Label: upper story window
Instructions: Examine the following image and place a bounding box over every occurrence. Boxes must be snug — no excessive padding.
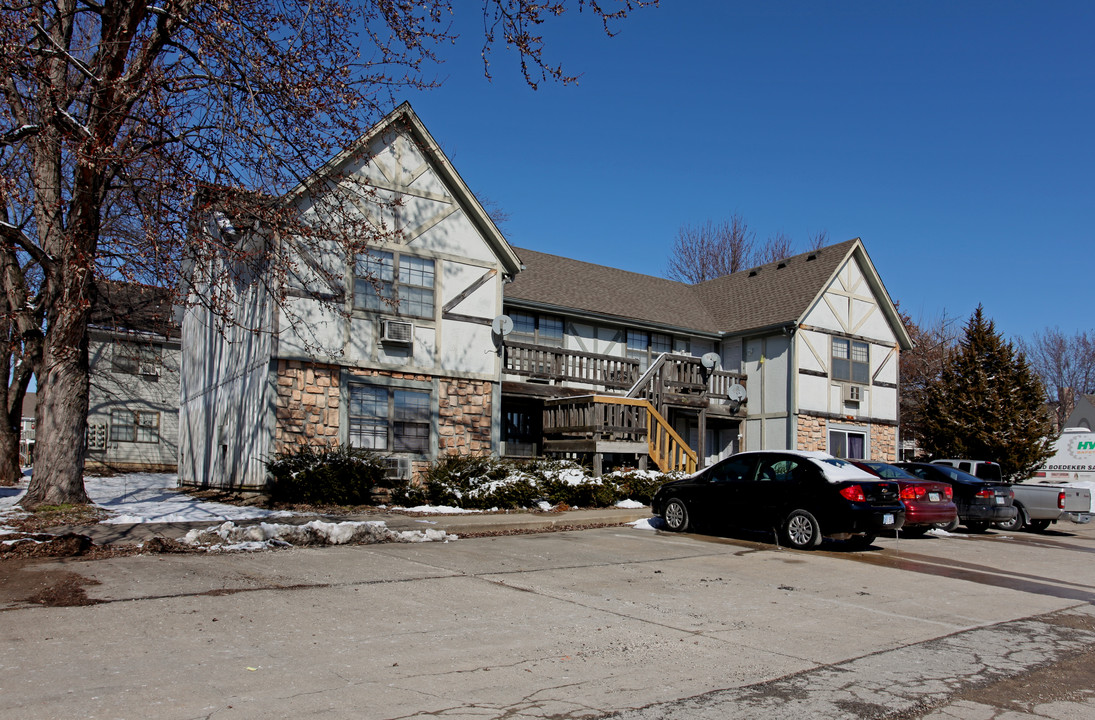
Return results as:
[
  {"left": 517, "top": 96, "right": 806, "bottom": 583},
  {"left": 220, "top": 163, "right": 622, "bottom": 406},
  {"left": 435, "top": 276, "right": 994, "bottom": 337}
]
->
[
  {"left": 832, "top": 338, "right": 869, "bottom": 384},
  {"left": 110, "top": 409, "right": 160, "bottom": 444},
  {"left": 112, "top": 341, "right": 162, "bottom": 376},
  {"left": 627, "top": 330, "right": 674, "bottom": 371},
  {"left": 354, "top": 251, "right": 435, "bottom": 319},
  {"left": 509, "top": 311, "right": 563, "bottom": 347}
]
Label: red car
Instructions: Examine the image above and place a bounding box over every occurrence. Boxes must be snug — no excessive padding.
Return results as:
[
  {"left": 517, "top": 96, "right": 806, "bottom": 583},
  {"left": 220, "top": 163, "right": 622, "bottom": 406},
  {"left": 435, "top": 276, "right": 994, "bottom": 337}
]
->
[{"left": 849, "top": 460, "right": 958, "bottom": 535}]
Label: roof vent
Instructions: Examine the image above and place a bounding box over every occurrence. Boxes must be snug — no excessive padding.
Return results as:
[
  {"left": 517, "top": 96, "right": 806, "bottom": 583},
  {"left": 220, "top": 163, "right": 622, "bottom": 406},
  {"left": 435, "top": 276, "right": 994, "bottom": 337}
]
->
[
  {"left": 777, "top": 262, "right": 787, "bottom": 269},
  {"left": 748, "top": 269, "right": 759, "bottom": 277},
  {"left": 807, "top": 253, "right": 818, "bottom": 261}
]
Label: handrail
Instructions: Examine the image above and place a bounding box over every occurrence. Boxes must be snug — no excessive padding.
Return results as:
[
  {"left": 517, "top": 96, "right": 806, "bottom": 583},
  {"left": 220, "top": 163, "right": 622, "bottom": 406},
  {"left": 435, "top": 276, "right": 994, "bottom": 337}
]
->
[{"left": 545, "top": 394, "right": 697, "bottom": 474}]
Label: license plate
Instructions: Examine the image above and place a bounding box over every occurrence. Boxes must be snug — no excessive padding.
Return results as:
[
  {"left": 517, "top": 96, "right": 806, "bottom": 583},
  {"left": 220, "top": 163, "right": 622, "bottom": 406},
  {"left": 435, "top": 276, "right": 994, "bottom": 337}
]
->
[
  {"left": 883, "top": 513, "right": 895, "bottom": 526},
  {"left": 928, "top": 492, "right": 941, "bottom": 502},
  {"left": 995, "top": 496, "right": 1004, "bottom": 505}
]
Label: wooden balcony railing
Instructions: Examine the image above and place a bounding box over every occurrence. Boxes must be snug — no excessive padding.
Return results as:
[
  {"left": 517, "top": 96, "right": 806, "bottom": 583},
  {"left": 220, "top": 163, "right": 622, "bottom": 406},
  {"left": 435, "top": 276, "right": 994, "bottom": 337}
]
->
[
  {"left": 543, "top": 395, "right": 697, "bottom": 474},
  {"left": 504, "top": 341, "right": 640, "bottom": 389},
  {"left": 505, "top": 343, "right": 746, "bottom": 411}
]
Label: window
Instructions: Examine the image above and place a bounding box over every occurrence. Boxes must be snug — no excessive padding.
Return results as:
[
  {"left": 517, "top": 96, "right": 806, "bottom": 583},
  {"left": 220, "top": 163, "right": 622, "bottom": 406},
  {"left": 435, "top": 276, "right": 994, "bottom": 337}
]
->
[
  {"left": 509, "top": 311, "right": 563, "bottom": 346},
  {"left": 110, "top": 410, "right": 160, "bottom": 443},
  {"left": 354, "top": 251, "right": 435, "bottom": 319},
  {"left": 832, "top": 338, "right": 869, "bottom": 384},
  {"left": 348, "top": 383, "right": 431, "bottom": 454},
  {"left": 627, "top": 330, "right": 674, "bottom": 371},
  {"left": 112, "top": 342, "right": 162, "bottom": 376},
  {"left": 829, "top": 429, "right": 866, "bottom": 459}
]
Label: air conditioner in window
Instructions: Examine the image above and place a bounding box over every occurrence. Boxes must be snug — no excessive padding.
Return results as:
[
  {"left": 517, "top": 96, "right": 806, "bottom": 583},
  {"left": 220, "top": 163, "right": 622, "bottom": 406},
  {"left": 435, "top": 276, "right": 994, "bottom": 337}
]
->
[
  {"left": 381, "top": 320, "right": 414, "bottom": 344},
  {"left": 138, "top": 361, "right": 161, "bottom": 377},
  {"left": 843, "top": 384, "right": 864, "bottom": 403}
]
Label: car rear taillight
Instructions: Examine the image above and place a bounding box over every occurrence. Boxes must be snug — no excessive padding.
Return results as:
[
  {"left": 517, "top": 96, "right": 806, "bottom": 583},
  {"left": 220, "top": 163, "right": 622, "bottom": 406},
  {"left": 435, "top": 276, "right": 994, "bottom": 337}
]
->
[
  {"left": 900, "top": 486, "right": 926, "bottom": 500},
  {"left": 1058, "top": 491, "right": 1066, "bottom": 510},
  {"left": 840, "top": 485, "right": 867, "bottom": 502},
  {"left": 975, "top": 488, "right": 995, "bottom": 499},
  {"left": 944, "top": 486, "right": 953, "bottom": 500}
]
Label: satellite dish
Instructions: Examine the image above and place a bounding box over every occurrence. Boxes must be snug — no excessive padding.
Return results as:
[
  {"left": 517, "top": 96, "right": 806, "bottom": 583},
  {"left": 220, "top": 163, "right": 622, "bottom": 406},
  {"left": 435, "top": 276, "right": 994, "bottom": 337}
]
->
[
  {"left": 728, "top": 384, "right": 747, "bottom": 403},
  {"left": 491, "top": 315, "right": 514, "bottom": 337},
  {"left": 700, "top": 352, "right": 721, "bottom": 370}
]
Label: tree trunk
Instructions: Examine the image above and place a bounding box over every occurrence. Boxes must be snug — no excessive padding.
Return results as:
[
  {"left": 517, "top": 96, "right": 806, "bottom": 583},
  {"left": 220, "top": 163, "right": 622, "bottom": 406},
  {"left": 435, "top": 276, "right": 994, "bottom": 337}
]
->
[
  {"left": 21, "top": 260, "right": 94, "bottom": 507},
  {"left": 21, "top": 330, "right": 92, "bottom": 506}
]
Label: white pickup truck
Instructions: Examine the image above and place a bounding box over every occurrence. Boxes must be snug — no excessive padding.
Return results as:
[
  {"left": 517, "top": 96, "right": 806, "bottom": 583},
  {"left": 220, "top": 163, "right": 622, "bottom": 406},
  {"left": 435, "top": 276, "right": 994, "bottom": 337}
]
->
[{"left": 931, "top": 458, "right": 1092, "bottom": 532}]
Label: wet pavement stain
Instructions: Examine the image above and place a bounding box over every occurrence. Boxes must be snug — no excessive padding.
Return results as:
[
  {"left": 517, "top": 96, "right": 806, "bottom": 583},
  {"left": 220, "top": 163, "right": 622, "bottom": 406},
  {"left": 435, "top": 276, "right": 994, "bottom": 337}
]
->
[{"left": 828, "top": 546, "right": 1095, "bottom": 603}]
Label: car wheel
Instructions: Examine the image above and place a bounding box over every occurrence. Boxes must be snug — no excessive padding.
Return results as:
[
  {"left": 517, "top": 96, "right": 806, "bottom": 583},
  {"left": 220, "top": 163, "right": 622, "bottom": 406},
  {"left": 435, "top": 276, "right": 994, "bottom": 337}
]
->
[
  {"left": 900, "top": 526, "right": 929, "bottom": 538},
  {"left": 782, "top": 509, "right": 822, "bottom": 549},
  {"left": 966, "top": 520, "right": 990, "bottom": 533},
  {"left": 663, "top": 498, "right": 689, "bottom": 532},
  {"left": 1029, "top": 519, "right": 1051, "bottom": 532},
  {"left": 995, "top": 506, "right": 1026, "bottom": 532},
  {"left": 935, "top": 517, "right": 960, "bottom": 532}
]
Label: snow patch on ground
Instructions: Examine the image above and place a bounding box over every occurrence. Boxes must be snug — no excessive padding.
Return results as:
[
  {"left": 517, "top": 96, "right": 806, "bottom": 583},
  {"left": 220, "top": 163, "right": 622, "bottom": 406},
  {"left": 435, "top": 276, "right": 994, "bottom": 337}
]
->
[
  {"left": 395, "top": 505, "right": 483, "bottom": 515},
  {"left": 615, "top": 499, "right": 645, "bottom": 509},
  {"left": 629, "top": 517, "right": 664, "bottom": 531},
  {"left": 182, "top": 520, "right": 457, "bottom": 551}
]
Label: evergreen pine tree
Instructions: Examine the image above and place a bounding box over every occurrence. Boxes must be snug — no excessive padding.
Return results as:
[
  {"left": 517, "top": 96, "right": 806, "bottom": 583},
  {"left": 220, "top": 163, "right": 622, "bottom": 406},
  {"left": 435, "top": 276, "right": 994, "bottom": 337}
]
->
[{"left": 919, "top": 306, "right": 1053, "bottom": 480}]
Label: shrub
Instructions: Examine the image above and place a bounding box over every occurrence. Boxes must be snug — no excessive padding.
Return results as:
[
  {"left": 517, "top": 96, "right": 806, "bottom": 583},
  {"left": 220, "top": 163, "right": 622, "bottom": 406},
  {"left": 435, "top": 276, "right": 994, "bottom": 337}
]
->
[{"left": 266, "top": 445, "right": 388, "bottom": 505}]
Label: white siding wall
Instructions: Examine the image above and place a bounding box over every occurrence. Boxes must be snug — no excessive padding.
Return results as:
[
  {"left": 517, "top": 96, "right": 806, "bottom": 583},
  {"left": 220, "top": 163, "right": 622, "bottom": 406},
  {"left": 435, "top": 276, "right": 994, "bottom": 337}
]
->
[
  {"left": 178, "top": 271, "right": 274, "bottom": 489},
  {"left": 87, "top": 333, "right": 181, "bottom": 470}
]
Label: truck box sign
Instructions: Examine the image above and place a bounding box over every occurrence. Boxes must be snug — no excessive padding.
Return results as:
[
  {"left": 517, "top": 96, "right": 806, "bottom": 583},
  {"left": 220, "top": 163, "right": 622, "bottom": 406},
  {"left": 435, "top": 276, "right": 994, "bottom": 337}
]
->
[{"left": 1041, "top": 430, "right": 1095, "bottom": 474}]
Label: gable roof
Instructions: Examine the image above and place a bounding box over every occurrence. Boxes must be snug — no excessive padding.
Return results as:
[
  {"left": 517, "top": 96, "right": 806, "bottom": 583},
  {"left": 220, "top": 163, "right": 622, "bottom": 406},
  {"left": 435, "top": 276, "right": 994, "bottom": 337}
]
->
[
  {"left": 505, "top": 247, "right": 721, "bottom": 333},
  {"left": 506, "top": 239, "right": 912, "bottom": 348},
  {"left": 285, "top": 102, "right": 522, "bottom": 278},
  {"left": 91, "top": 280, "right": 178, "bottom": 338}
]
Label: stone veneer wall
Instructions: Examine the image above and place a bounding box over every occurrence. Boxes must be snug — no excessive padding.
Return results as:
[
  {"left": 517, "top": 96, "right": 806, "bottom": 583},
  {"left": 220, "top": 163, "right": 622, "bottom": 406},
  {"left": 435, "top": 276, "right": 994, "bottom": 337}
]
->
[
  {"left": 275, "top": 361, "right": 341, "bottom": 452},
  {"left": 795, "top": 413, "right": 898, "bottom": 462},
  {"left": 275, "top": 362, "right": 494, "bottom": 474}
]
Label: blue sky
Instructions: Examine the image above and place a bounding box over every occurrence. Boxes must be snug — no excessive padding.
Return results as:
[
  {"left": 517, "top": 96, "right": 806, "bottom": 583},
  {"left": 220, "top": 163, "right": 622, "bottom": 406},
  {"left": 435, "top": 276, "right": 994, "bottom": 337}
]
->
[{"left": 399, "top": 1, "right": 1093, "bottom": 342}]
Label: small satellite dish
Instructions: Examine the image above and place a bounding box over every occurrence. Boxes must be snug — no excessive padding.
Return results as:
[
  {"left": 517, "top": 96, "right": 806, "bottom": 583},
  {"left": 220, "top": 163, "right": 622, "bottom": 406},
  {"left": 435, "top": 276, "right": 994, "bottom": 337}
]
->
[
  {"left": 491, "top": 315, "right": 514, "bottom": 337},
  {"left": 728, "top": 384, "right": 747, "bottom": 403},
  {"left": 700, "top": 352, "right": 721, "bottom": 370}
]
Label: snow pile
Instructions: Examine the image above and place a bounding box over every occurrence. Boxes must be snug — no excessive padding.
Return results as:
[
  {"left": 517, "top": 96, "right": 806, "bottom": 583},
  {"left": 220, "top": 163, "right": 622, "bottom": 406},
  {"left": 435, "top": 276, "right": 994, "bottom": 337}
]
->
[
  {"left": 629, "top": 517, "right": 664, "bottom": 531},
  {"left": 182, "top": 519, "right": 457, "bottom": 551},
  {"left": 396, "top": 505, "right": 483, "bottom": 515},
  {"left": 616, "top": 499, "right": 645, "bottom": 509}
]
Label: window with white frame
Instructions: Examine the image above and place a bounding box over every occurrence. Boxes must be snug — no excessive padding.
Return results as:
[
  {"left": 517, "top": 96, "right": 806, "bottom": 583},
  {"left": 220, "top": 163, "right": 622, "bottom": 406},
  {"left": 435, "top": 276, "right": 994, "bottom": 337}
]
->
[
  {"left": 829, "top": 428, "right": 866, "bottom": 459},
  {"left": 832, "top": 338, "right": 870, "bottom": 384},
  {"left": 353, "top": 251, "right": 435, "bottom": 319},
  {"left": 509, "top": 311, "right": 563, "bottom": 346},
  {"left": 110, "top": 410, "right": 160, "bottom": 443},
  {"left": 347, "top": 383, "right": 431, "bottom": 454},
  {"left": 627, "top": 330, "right": 674, "bottom": 371}
]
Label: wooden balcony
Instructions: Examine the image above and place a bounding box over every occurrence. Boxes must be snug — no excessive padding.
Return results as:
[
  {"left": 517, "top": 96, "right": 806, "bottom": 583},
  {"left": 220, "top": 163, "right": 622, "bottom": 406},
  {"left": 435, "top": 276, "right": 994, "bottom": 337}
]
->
[
  {"left": 504, "top": 343, "right": 746, "bottom": 415},
  {"left": 542, "top": 395, "right": 697, "bottom": 474},
  {"left": 503, "top": 340, "right": 639, "bottom": 389}
]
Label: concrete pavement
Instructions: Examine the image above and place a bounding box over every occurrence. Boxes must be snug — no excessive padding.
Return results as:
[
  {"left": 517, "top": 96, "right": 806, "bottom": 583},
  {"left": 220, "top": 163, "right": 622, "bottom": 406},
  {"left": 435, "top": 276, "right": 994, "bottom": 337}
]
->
[{"left": 3, "top": 522, "right": 1095, "bottom": 719}]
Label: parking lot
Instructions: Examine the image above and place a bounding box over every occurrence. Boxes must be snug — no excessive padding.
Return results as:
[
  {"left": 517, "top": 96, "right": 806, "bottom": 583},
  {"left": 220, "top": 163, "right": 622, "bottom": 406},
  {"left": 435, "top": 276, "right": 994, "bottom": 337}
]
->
[{"left": 3, "top": 521, "right": 1095, "bottom": 719}]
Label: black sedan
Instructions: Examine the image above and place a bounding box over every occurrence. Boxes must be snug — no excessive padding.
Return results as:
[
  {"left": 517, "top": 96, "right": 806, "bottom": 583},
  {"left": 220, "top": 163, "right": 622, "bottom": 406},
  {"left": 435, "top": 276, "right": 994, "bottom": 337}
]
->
[
  {"left": 895, "top": 462, "right": 1017, "bottom": 532},
  {"left": 652, "top": 451, "right": 905, "bottom": 549}
]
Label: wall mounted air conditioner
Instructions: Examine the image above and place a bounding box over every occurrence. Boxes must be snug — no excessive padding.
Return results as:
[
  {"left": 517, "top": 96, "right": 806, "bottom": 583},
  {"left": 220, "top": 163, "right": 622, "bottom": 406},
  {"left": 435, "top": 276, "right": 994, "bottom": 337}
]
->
[
  {"left": 843, "top": 384, "right": 864, "bottom": 403},
  {"left": 383, "top": 457, "right": 412, "bottom": 480},
  {"left": 381, "top": 320, "right": 414, "bottom": 344}
]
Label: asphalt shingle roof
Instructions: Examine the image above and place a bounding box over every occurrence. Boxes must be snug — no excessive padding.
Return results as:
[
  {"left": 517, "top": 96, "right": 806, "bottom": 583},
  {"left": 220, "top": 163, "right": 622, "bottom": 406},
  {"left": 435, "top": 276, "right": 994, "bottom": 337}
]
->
[{"left": 506, "top": 239, "right": 860, "bottom": 336}]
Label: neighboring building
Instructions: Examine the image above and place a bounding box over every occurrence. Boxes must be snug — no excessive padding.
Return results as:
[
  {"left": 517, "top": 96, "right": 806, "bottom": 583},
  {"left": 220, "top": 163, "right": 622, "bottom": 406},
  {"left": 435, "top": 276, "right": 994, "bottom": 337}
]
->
[
  {"left": 179, "top": 103, "right": 911, "bottom": 490},
  {"left": 1065, "top": 395, "right": 1095, "bottom": 431},
  {"left": 86, "top": 281, "right": 181, "bottom": 472},
  {"left": 19, "top": 392, "right": 35, "bottom": 467}
]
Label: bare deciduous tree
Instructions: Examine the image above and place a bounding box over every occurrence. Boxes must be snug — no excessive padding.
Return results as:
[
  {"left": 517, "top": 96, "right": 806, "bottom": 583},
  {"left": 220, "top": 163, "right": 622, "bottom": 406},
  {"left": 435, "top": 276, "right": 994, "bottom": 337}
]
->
[
  {"left": 666, "top": 215, "right": 755, "bottom": 283},
  {"left": 757, "top": 231, "right": 795, "bottom": 265},
  {"left": 898, "top": 308, "right": 958, "bottom": 455},
  {"left": 1018, "top": 328, "right": 1095, "bottom": 432},
  {"left": 1, "top": 0, "right": 654, "bottom": 507},
  {"left": 807, "top": 230, "right": 829, "bottom": 251}
]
